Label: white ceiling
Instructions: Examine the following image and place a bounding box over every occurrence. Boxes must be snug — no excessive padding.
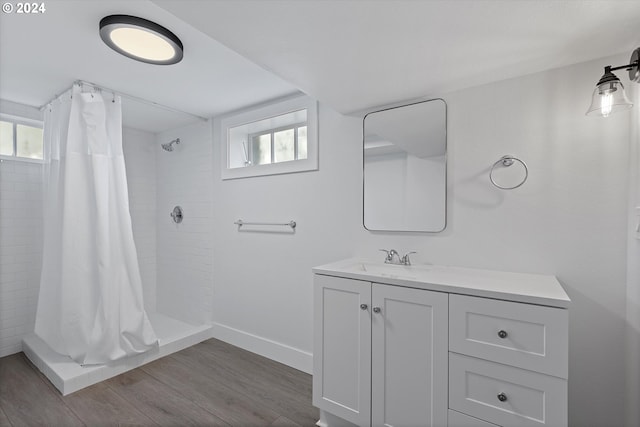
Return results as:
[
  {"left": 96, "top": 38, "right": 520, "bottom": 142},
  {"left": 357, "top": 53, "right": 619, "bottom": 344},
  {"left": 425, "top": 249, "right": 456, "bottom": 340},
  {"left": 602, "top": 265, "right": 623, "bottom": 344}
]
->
[
  {"left": 1, "top": 1, "right": 639, "bottom": 132},
  {"left": 0, "top": 0, "right": 297, "bottom": 132},
  {"left": 154, "top": 0, "right": 640, "bottom": 114}
]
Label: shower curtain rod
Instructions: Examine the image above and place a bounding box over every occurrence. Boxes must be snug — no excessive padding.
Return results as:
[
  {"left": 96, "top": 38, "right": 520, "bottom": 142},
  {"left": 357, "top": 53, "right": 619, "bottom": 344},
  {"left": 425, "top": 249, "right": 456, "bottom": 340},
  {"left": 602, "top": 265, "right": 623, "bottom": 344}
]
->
[{"left": 38, "top": 80, "right": 208, "bottom": 121}]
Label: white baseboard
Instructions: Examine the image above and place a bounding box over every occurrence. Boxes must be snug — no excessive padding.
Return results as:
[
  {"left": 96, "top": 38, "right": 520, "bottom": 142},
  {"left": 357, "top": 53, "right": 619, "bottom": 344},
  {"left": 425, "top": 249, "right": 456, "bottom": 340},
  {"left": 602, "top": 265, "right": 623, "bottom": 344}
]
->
[{"left": 210, "top": 322, "right": 312, "bottom": 374}]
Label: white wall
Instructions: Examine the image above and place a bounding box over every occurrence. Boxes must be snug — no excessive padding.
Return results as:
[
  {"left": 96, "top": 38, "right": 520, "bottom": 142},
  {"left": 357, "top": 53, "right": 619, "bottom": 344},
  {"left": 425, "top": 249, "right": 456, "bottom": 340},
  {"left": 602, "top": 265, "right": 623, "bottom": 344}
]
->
[
  {"left": 123, "top": 127, "right": 157, "bottom": 314},
  {"left": 211, "top": 53, "right": 631, "bottom": 427},
  {"left": 625, "top": 82, "right": 640, "bottom": 427},
  {"left": 156, "top": 121, "right": 213, "bottom": 326},
  {"left": 211, "top": 104, "right": 359, "bottom": 367},
  {"left": 0, "top": 159, "right": 43, "bottom": 357},
  {"left": 0, "top": 100, "right": 44, "bottom": 358}
]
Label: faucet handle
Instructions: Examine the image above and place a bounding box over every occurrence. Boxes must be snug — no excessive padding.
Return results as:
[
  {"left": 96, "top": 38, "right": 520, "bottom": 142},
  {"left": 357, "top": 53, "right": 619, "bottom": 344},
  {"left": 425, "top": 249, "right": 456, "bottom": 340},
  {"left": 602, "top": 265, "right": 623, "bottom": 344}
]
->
[
  {"left": 401, "top": 251, "right": 417, "bottom": 265},
  {"left": 379, "top": 249, "right": 392, "bottom": 262}
]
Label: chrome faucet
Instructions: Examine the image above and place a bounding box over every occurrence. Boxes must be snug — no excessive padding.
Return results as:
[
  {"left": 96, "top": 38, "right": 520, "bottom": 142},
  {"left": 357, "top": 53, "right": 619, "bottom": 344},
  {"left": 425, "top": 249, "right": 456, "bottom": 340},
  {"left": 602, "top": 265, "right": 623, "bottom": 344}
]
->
[
  {"left": 380, "top": 249, "right": 400, "bottom": 264},
  {"left": 400, "top": 251, "right": 416, "bottom": 266},
  {"left": 380, "top": 249, "right": 416, "bottom": 265}
]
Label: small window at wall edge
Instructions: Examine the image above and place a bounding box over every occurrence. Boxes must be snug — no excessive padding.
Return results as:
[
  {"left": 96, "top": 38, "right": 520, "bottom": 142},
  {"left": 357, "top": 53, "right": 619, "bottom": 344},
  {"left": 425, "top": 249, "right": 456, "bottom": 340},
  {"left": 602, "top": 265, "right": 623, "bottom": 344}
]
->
[
  {"left": 220, "top": 95, "right": 318, "bottom": 180},
  {"left": 0, "top": 113, "right": 45, "bottom": 163}
]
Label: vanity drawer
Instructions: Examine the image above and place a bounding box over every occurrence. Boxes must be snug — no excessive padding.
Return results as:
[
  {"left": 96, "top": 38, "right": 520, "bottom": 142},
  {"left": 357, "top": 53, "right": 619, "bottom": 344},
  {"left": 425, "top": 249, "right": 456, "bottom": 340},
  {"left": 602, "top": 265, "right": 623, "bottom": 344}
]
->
[
  {"left": 449, "top": 353, "right": 567, "bottom": 427},
  {"left": 449, "top": 294, "right": 568, "bottom": 378}
]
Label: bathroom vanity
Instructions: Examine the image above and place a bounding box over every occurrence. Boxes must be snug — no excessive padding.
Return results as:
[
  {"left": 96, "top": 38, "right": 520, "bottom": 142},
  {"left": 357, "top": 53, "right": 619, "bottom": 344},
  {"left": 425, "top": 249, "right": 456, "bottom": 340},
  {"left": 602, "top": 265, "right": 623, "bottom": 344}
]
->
[{"left": 312, "top": 259, "right": 570, "bottom": 427}]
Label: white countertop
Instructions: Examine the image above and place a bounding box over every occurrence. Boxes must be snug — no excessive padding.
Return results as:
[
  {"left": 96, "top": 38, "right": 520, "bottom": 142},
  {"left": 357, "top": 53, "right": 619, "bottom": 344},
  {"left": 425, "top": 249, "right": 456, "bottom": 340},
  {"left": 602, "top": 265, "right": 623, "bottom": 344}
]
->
[{"left": 313, "top": 258, "right": 570, "bottom": 308}]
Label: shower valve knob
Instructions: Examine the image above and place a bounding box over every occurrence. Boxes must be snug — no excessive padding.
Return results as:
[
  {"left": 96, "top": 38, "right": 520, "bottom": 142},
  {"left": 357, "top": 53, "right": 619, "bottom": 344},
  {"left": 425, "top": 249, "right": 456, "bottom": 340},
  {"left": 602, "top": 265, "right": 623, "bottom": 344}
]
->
[{"left": 170, "top": 206, "right": 183, "bottom": 224}]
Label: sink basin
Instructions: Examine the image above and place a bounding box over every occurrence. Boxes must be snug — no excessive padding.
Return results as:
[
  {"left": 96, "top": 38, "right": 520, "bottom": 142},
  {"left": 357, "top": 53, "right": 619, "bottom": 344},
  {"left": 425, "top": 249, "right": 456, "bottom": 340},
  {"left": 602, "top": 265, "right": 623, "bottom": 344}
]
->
[{"left": 341, "top": 261, "right": 433, "bottom": 281}]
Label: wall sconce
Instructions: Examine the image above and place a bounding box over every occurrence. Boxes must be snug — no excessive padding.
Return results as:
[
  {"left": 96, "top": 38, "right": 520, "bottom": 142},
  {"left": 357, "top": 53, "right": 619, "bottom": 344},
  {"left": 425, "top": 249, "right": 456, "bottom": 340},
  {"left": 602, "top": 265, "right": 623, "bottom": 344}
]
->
[{"left": 586, "top": 47, "right": 639, "bottom": 117}]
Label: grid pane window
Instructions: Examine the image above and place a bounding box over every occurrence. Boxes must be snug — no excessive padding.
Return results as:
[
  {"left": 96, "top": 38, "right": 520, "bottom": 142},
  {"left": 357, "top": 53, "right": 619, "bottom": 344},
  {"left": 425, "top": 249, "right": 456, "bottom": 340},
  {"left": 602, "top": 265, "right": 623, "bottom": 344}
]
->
[
  {"left": 0, "top": 120, "right": 13, "bottom": 156},
  {"left": 252, "top": 133, "right": 272, "bottom": 165},
  {"left": 0, "top": 117, "right": 44, "bottom": 160},
  {"left": 16, "top": 124, "right": 43, "bottom": 159},
  {"left": 222, "top": 99, "right": 316, "bottom": 179},
  {"left": 297, "top": 126, "right": 308, "bottom": 160},
  {"left": 247, "top": 124, "right": 307, "bottom": 166},
  {"left": 274, "top": 128, "right": 295, "bottom": 162}
]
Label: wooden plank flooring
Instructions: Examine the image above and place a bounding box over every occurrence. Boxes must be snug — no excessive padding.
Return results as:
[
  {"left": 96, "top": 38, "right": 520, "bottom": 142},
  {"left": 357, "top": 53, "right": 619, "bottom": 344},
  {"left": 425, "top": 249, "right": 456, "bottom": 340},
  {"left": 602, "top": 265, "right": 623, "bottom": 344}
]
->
[{"left": 0, "top": 338, "right": 318, "bottom": 426}]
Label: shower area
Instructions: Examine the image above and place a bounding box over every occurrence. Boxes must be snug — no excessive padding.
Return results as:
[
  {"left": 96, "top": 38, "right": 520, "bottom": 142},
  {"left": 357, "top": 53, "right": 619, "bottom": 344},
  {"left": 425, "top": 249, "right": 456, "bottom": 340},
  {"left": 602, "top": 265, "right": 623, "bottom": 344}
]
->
[{"left": 20, "top": 81, "right": 213, "bottom": 395}]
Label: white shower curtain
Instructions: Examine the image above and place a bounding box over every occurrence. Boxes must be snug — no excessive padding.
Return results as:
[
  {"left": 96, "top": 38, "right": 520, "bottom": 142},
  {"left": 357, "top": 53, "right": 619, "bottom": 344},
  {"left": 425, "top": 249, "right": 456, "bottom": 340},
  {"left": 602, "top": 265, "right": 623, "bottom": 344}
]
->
[{"left": 35, "top": 84, "right": 157, "bottom": 365}]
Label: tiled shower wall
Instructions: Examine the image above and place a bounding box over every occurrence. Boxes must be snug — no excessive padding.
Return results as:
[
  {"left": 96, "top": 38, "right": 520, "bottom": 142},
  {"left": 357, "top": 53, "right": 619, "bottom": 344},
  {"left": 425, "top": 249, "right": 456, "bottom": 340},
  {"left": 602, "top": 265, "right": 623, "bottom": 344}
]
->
[
  {"left": 156, "top": 121, "right": 213, "bottom": 326},
  {"left": 0, "top": 160, "right": 43, "bottom": 357},
  {"left": 123, "top": 127, "right": 157, "bottom": 314}
]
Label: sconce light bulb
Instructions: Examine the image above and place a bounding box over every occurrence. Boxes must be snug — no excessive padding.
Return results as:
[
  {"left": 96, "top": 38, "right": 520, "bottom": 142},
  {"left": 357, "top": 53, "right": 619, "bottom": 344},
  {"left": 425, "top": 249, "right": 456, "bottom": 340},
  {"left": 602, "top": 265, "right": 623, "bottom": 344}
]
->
[
  {"left": 587, "top": 77, "right": 633, "bottom": 117},
  {"left": 600, "top": 92, "right": 613, "bottom": 117}
]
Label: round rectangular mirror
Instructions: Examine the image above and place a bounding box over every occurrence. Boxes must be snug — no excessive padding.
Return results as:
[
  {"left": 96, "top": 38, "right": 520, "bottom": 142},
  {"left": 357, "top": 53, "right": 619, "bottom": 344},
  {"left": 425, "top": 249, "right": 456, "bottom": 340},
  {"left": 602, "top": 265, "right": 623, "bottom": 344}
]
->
[{"left": 363, "top": 99, "right": 447, "bottom": 232}]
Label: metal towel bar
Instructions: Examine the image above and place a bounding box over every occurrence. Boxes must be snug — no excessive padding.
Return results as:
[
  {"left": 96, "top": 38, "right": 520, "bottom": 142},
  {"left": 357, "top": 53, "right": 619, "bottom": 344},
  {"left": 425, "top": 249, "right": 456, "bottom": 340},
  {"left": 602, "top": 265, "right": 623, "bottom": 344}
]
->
[{"left": 234, "top": 219, "right": 296, "bottom": 229}]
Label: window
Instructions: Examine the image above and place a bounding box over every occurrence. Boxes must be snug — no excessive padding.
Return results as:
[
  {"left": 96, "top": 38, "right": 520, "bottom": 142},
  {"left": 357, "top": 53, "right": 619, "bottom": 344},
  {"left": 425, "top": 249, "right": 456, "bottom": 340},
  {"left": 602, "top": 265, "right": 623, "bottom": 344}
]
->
[
  {"left": 220, "top": 95, "right": 318, "bottom": 179},
  {"left": 249, "top": 123, "right": 307, "bottom": 166},
  {"left": 0, "top": 115, "right": 44, "bottom": 161}
]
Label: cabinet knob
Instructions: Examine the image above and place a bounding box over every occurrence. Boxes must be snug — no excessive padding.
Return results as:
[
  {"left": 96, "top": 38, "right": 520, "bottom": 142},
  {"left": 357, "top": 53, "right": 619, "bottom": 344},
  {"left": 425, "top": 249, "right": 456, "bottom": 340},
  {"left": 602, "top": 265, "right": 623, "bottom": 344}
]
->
[
  {"left": 497, "top": 392, "right": 507, "bottom": 402},
  {"left": 360, "top": 304, "right": 368, "bottom": 310},
  {"left": 373, "top": 307, "right": 381, "bottom": 313},
  {"left": 498, "top": 330, "right": 508, "bottom": 339}
]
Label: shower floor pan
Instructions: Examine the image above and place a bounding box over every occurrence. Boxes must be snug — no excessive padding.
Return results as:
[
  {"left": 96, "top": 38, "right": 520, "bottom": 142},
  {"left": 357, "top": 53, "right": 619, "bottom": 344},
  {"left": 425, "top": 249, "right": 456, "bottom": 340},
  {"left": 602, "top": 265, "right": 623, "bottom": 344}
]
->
[{"left": 22, "top": 313, "right": 211, "bottom": 395}]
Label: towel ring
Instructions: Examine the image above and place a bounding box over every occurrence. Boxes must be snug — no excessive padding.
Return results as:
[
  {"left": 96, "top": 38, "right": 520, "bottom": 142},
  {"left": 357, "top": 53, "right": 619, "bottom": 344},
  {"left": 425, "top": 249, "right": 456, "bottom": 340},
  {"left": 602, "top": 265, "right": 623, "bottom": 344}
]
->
[{"left": 489, "top": 155, "right": 528, "bottom": 190}]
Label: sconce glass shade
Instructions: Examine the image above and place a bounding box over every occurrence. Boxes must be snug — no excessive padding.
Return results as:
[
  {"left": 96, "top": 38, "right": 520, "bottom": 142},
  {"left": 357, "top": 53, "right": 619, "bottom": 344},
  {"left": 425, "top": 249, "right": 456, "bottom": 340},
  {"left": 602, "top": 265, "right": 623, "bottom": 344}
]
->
[
  {"left": 586, "top": 78, "right": 633, "bottom": 117},
  {"left": 99, "top": 15, "right": 183, "bottom": 65}
]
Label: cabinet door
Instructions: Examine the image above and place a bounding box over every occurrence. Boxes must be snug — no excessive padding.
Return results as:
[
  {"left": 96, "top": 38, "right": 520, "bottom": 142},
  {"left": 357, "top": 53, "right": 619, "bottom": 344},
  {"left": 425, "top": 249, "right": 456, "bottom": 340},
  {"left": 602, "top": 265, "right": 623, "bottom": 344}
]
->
[
  {"left": 371, "top": 284, "right": 448, "bottom": 427},
  {"left": 313, "top": 275, "right": 372, "bottom": 426}
]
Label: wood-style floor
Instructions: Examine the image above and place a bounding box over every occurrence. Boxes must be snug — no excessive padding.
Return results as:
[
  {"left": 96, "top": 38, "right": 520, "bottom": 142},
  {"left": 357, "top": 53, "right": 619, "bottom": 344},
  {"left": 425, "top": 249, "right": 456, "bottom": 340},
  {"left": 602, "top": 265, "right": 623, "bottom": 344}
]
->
[{"left": 0, "top": 338, "right": 318, "bottom": 426}]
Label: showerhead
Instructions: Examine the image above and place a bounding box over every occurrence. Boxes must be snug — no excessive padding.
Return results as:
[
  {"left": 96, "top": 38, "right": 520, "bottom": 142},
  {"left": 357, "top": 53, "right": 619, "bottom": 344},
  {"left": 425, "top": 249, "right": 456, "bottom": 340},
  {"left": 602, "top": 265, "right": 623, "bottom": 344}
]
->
[{"left": 161, "top": 138, "right": 180, "bottom": 152}]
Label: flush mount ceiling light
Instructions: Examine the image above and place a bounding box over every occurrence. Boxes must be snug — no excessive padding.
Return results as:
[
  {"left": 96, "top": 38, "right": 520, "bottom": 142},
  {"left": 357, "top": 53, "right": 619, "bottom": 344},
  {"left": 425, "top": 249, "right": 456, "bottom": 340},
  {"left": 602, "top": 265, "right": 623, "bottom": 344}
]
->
[
  {"left": 99, "top": 15, "right": 183, "bottom": 65},
  {"left": 586, "top": 47, "right": 639, "bottom": 117}
]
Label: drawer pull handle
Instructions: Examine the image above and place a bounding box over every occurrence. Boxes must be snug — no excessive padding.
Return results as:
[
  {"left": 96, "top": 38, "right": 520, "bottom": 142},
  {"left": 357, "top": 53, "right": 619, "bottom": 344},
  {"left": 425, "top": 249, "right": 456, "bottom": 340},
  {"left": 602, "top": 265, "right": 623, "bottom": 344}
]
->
[
  {"left": 360, "top": 304, "right": 368, "bottom": 310},
  {"left": 498, "top": 330, "right": 508, "bottom": 339},
  {"left": 497, "top": 392, "right": 508, "bottom": 402},
  {"left": 373, "top": 307, "right": 381, "bottom": 313}
]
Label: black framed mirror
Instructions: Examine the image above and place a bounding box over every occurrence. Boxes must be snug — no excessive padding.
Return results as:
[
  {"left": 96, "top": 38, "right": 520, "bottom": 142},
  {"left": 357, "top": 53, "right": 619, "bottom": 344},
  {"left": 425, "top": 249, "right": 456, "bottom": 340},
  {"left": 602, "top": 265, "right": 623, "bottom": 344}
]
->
[{"left": 363, "top": 99, "right": 447, "bottom": 232}]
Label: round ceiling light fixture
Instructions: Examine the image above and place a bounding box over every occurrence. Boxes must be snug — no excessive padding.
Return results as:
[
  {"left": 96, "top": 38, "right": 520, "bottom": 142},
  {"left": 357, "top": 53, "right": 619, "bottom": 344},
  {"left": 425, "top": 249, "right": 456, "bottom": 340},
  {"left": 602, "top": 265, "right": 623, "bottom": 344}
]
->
[{"left": 99, "top": 15, "right": 183, "bottom": 65}]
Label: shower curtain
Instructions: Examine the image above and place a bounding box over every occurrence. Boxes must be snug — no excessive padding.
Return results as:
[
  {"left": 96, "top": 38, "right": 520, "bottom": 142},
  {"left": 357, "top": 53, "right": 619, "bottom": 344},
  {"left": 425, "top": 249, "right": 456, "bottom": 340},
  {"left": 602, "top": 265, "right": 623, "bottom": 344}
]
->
[{"left": 35, "top": 84, "right": 157, "bottom": 365}]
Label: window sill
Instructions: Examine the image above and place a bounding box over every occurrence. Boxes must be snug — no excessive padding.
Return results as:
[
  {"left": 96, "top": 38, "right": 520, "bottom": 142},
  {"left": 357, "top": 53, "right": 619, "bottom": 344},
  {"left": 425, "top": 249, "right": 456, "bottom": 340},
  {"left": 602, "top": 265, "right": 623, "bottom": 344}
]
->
[
  {"left": 222, "top": 157, "right": 318, "bottom": 180},
  {"left": 0, "top": 155, "right": 45, "bottom": 164}
]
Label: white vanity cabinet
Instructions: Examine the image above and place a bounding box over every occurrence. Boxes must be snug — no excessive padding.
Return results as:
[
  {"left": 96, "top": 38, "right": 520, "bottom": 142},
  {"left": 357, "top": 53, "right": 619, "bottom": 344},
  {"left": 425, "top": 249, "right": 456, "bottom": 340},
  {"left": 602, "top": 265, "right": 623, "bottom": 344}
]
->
[
  {"left": 313, "top": 259, "right": 570, "bottom": 427},
  {"left": 313, "top": 274, "right": 448, "bottom": 427},
  {"left": 312, "top": 275, "right": 372, "bottom": 426},
  {"left": 448, "top": 295, "right": 568, "bottom": 427}
]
